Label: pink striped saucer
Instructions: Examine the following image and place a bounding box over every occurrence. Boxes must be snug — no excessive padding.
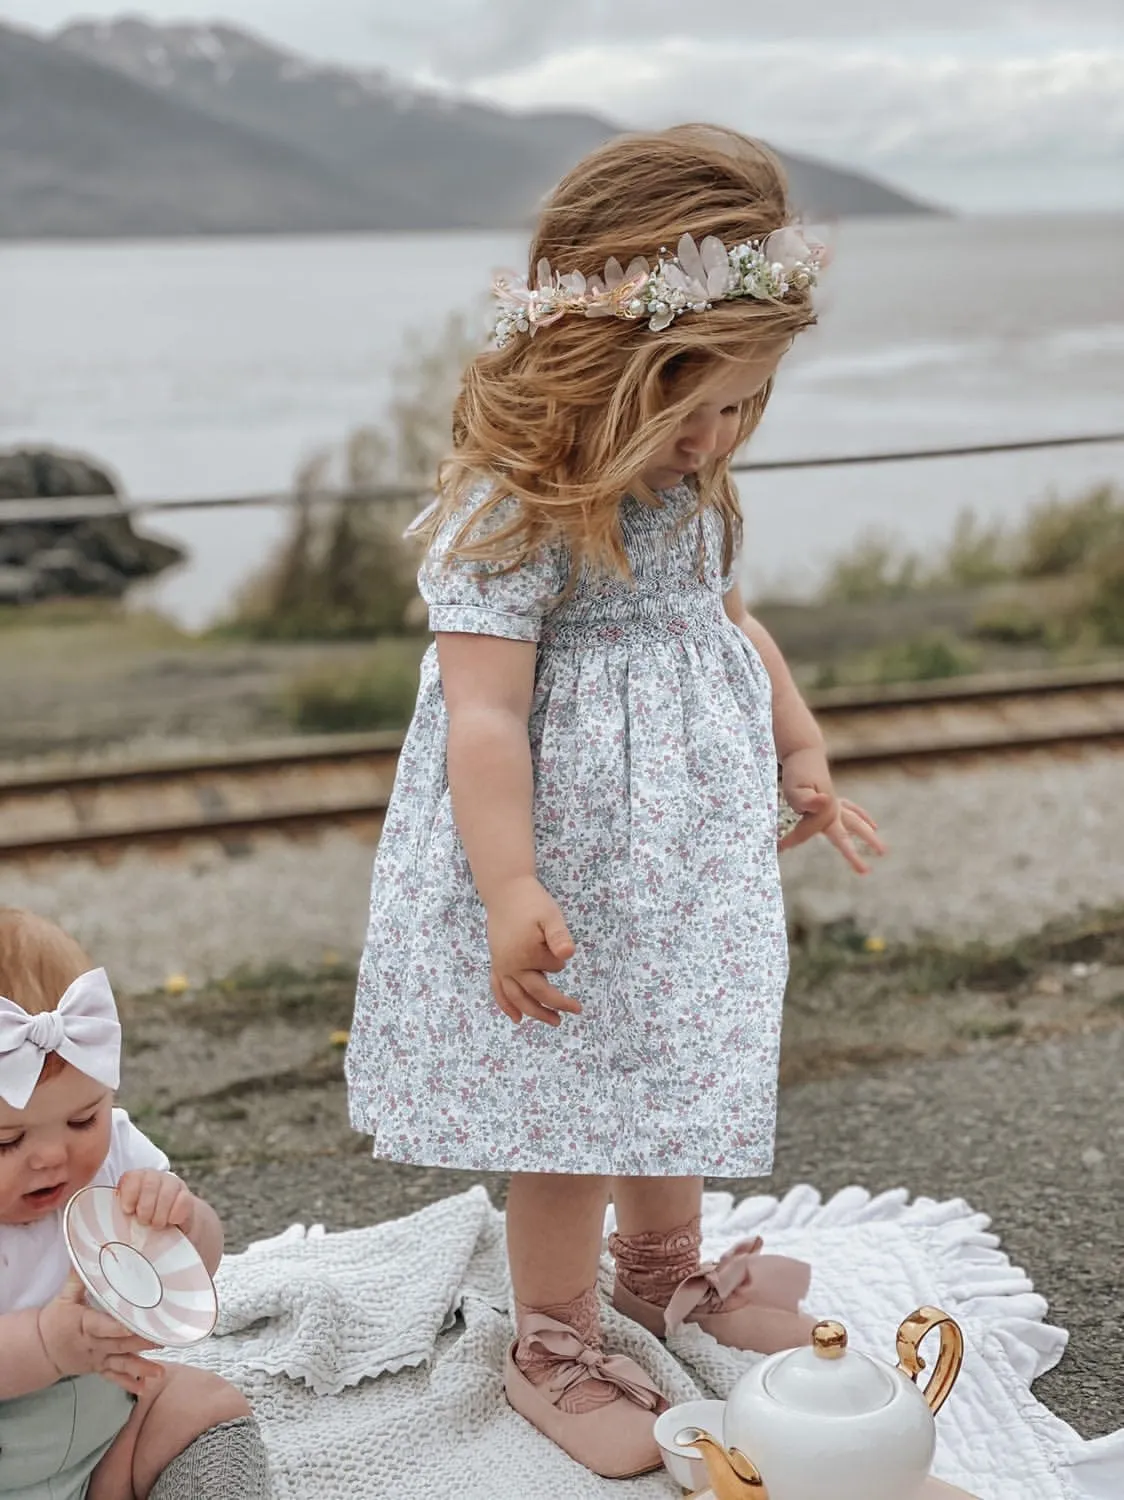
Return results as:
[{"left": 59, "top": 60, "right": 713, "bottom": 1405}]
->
[{"left": 63, "top": 1185, "right": 218, "bottom": 1347}]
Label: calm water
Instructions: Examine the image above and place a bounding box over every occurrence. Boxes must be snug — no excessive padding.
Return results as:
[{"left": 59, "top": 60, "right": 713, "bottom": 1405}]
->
[{"left": 2, "top": 215, "right": 1122, "bottom": 626}]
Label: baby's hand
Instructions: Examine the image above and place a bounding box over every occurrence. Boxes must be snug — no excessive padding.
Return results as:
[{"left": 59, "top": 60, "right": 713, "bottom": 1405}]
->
[
  {"left": 117, "top": 1169, "right": 196, "bottom": 1238},
  {"left": 486, "top": 875, "right": 581, "bottom": 1027},
  {"left": 38, "top": 1272, "right": 163, "bottom": 1394},
  {"left": 779, "top": 746, "right": 887, "bottom": 875}
]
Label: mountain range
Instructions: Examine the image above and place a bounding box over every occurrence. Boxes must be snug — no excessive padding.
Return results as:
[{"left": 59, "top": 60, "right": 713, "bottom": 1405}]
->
[{"left": 0, "top": 16, "right": 937, "bottom": 240}]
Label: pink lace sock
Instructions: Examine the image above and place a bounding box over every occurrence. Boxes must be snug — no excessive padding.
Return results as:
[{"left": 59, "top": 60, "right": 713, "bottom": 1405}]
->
[
  {"left": 609, "top": 1216, "right": 703, "bottom": 1309},
  {"left": 513, "top": 1288, "right": 619, "bottom": 1414}
]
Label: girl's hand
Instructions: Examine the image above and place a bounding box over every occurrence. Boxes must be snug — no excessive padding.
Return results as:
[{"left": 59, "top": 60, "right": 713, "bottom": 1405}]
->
[
  {"left": 116, "top": 1169, "right": 197, "bottom": 1239},
  {"left": 485, "top": 876, "right": 581, "bottom": 1027},
  {"left": 779, "top": 746, "right": 887, "bottom": 875},
  {"left": 37, "top": 1272, "right": 163, "bottom": 1393}
]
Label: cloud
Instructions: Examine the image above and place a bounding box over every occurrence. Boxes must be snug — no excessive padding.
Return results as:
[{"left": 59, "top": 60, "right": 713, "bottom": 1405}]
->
[
  {"left": 5, "top": 1, "right": 1123, "bottom": 75},
  {"left": 409, "top": 1, "right": 1123, "bottom": 80},
  {"left": 462, "top": 38, "right": 1124, "bottom": 208}
]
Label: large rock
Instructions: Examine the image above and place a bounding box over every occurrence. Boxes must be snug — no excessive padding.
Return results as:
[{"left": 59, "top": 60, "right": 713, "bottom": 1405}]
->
[{"left": 0, "top": 448, "right": 187, "bottom": 604}]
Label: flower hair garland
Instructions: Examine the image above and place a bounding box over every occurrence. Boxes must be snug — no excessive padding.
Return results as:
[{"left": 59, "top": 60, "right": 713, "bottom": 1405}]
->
[{"left": 492, "top": 226, "right": 827, "bottom": 348}]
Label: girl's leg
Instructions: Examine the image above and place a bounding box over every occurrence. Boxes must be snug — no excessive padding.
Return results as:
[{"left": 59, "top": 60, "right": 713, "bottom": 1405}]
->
[
  {"left": 610, "top": 1174, "right": 708, "bottom": 1319},
  {"left": 612, "top": 1175, "right": 704, "bottom": 1238},
  {"left": 504, "top": 1171, "right": 667, "bottom": 1478},
  {"left": 609, "top": 1173, "right": 815, "bottom": 1352},
  {"left": 88, "top": 1365, "right": 268, "bottom": 1500},
  {"left": 506, "top": 1171, "right": 610, "bottom": 1310}
]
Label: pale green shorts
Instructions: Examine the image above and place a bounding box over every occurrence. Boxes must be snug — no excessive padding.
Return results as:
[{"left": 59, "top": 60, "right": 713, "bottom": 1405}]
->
[{"left": 0, "top": 1376, "right": 134, "bottom": 1498}]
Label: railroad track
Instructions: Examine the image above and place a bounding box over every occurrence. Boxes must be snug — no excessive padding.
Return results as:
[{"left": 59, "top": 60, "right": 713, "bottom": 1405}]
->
[{"left": 2, "top": 664, "right": 1123, "bottom": 860}]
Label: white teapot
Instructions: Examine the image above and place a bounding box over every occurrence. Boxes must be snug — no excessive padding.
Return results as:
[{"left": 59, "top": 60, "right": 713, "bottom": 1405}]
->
[{"left": 678, "top": 1307, "right": 964, "bottom": 1500}]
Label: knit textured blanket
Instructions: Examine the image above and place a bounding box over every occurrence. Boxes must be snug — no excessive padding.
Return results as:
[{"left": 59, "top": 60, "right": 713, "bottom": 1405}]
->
[{"left": 166, "top": 1186, "right": 1123, "bottom": 1499}]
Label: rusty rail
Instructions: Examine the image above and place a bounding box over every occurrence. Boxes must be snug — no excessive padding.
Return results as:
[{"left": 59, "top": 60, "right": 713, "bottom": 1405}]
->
[{"left": 2, "top": 666, "right": 1123, "bottom": 860}]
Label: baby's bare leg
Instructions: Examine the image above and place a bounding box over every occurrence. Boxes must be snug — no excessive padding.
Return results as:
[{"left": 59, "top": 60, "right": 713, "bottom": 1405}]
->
[{"left": 88, "top": 1364, "right": 251, "bottom": 1500}]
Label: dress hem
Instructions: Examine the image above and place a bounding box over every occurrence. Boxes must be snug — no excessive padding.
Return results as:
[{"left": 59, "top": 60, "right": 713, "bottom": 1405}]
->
[{"left": 354, "top": 1128, "right": 776, "bottom": 1181}]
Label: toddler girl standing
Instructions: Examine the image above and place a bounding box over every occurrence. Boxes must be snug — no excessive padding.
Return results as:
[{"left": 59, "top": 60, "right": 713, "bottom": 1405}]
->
[
  {"left": 0, "top": 907, "right": 272, "bottom": 1500},
  {"left": 347, "top": 124, "right": 885, "bottom": 1478}
]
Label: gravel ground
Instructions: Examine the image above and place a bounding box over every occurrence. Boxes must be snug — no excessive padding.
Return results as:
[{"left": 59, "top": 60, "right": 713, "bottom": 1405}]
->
[
  {"left": 2, "top": 747, "right": 1122, "bottom": 990},
  {"left": 784, "top": 747, "right": 1124, "bottom": 944}
]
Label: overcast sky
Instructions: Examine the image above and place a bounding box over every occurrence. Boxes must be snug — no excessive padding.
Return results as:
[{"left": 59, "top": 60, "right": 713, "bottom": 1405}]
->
[{"left": 5, "top": 2, "right": 1123, "bottom": 211}]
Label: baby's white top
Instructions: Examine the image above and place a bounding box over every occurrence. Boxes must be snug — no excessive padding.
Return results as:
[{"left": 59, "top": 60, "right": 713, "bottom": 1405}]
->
[{"left": 0, "top": 1108, "right": 169, "bottom": 1313}]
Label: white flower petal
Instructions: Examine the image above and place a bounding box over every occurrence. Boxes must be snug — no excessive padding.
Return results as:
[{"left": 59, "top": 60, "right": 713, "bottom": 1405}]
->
[
  {"left": 700, "top": 236, "right": 730, "bottom": 296},
  {"left": 676, "top": 233, "right": 705, "bottom": 284},
  {"left": 762, "top": 227, "right": 810, "bottom": 271}
]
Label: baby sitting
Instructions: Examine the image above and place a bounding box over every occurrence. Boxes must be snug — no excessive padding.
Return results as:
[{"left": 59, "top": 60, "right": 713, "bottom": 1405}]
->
[{"left": 0, "top": 906, "right": 272, "bottom": 1500}]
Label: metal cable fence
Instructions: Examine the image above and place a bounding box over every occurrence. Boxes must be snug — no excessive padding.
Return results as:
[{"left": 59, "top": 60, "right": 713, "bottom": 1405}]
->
[{"left": 1, "top": 430, "right": 1121, "bottom": 525}]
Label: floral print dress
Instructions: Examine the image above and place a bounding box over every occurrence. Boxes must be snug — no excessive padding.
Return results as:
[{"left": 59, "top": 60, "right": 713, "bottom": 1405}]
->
[{"left": 346, "top": 481, "right": 787, "bottom": 1177}]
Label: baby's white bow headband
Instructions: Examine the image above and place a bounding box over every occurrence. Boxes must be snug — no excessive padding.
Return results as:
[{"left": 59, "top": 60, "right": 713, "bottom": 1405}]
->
[{"left": 0, "top": 969, "right": 121, "bottom": 1110}]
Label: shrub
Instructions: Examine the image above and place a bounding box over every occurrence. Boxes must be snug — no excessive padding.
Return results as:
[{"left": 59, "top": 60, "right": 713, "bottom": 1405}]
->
[
  {"left": 939, "top": 510, "right": 1010, "bottom": 588},
  {"left": 969, "top": 599, "right": 1051, "bottom": 645},
  {"left": 820, "top": 533, "right": 922, "bottom": 603},
  {"left": 815, "top": 486, "right": 1123, "bottom": 608},
  {"left": 281, "top": 641, "right": 427, "bottom": 733},
  {"left": 1016, "top": 486, "right": 1124, "bottom": 580},
  {"left": 1083, "top": 541, "right": 1124, "bottom": 646},
  {"left": 226, "top": 311, "right": 480, "bottom": 641},
  {"left": 869, "top": 633, "right": 978, "bottom": 683}
]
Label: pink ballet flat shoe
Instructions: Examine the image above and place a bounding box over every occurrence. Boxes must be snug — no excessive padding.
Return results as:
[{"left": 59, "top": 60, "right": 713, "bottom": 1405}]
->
[
  {"left": 613, "top": 1236, "right": 818, "bottom": 1354},
  {"left": 504, "top": 1312, "right": 669, "bottom": 1478}
]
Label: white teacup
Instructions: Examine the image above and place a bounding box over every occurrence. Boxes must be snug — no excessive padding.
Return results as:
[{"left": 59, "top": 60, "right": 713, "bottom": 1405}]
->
[{"left": 654, "top": 1399, "right": 726, "bottom": 1492}]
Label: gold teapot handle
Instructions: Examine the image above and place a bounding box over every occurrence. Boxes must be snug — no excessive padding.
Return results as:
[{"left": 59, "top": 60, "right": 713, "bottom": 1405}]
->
[{"left": 895, "top": 1306, "right": 964, "bottom": 1417}]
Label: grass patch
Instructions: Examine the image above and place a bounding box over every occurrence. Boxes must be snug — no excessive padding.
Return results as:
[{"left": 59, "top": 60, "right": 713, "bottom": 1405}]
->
[
  {"left": 279, "top": 638, "right": 426, "bottom": 732},
  {"left": 0, "top": 600, "right": 194, "bottom": 651},
  {"left": 814, "top": 631, "right": 979, "bottom": 689},
  {"left": 787, "top": 906, "right": 1124, "bottom": 1000}
]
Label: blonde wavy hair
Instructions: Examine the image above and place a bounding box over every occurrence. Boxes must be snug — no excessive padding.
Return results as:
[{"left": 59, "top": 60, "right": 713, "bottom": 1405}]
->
[{"left": 424, "top": 124, "right": 817, "bottom": 577}]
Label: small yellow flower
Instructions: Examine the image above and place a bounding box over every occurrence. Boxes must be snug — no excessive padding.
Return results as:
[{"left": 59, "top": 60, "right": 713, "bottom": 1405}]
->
[
  {"left": 329, "top": 1030, "right": 351, "bottom": 1048},
  {"left": 863, "top": 936, "right": 887, "bottom": 954},
  {"left": 164, "top": 974, "right": 191, "bottom": 996}
]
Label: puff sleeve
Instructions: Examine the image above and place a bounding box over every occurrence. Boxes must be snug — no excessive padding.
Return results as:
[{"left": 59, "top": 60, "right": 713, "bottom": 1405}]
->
[{"left": 419, "top": 493, "right": 566, "bottom": 643}]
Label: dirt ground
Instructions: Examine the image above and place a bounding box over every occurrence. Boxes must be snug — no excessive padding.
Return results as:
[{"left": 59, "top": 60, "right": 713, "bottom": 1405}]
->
[
  {"left": 117, "top": 913, "right": 1124, "bottom": 1177},
  {"left": 0, "top": 606, "right": 385, "bottom": 765}
]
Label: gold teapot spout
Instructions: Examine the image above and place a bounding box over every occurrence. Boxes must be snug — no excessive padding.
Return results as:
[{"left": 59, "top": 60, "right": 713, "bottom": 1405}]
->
[{"left": 676, "top": 1428, "right": 768, "bottom": 1500}]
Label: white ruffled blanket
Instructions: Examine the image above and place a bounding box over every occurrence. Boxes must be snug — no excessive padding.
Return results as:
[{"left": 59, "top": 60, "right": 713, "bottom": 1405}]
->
[{"left": 168, "top": 1186, "right": 1124, "bottom": 1500}]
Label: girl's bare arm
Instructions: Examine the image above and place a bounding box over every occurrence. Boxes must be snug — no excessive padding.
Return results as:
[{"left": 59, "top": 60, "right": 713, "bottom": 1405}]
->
[
  {"left": 437, "top": 632, "right": 577, "bottom": 1025},
  {"left": 437, "top": 633, "right": 539, "bottom": 906},
  {"left": 723, "top": 585, "right": 822, "bottom": 758}
]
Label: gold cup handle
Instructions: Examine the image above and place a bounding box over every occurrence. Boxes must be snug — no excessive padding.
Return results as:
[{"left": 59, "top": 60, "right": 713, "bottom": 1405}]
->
[{"left": 895, "top": 1306, "right": 965, "bottom": 1417}]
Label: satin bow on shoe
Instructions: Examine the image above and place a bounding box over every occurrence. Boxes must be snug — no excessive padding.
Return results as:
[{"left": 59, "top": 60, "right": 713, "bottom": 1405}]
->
[
  {"left": 663, "top": 1236, "right": 812, "bottom": 1334},
  {"left": 514, "top": 1315, "right": 666, "bottom": 1410}
]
